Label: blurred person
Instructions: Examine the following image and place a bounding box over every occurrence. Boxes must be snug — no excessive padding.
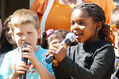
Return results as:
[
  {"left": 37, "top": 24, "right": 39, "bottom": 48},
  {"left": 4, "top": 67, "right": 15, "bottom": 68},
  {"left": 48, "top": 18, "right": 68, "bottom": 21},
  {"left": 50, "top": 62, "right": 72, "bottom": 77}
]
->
[
  {"left": 40, "top": 29, "right": 54, "bottom": 49},
  {"left": 4, "top": 15, "right": 17, "bottom": 49},
  {"left": 110, "top": 7, "right": 119, "bottom": 79},
  {"left": 0, "top": 13, "right": 14, "bottom": 79},
  {"left": 0, "top": 13, "right": 2, "bottom": 38},
  {"left": 47, "top": 29, "right": 69, "bottom": 67}
]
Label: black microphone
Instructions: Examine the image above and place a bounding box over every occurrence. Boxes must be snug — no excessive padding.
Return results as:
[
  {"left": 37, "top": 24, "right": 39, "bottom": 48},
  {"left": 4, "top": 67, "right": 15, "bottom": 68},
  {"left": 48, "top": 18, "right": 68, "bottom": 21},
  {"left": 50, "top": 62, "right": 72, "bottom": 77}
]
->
[
  {"left": 20, "top": 42, "right": 30, "bottom": 79},
  {"left": 45, "top": 32, "right": 77, "bottom": 64}
]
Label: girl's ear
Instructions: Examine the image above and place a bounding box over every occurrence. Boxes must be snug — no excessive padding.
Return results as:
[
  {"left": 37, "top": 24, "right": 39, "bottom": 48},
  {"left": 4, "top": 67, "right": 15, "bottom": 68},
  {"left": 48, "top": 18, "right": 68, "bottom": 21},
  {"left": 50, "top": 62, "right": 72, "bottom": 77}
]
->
[
  {"left": 97, "top": 22, "right": 102, "bottom": 31},
  {"left": 37, "top": 29, "right": 41, "bottom": 39},
  {"left": 11, "top": 31, "right": 15, "bottom": 41}
]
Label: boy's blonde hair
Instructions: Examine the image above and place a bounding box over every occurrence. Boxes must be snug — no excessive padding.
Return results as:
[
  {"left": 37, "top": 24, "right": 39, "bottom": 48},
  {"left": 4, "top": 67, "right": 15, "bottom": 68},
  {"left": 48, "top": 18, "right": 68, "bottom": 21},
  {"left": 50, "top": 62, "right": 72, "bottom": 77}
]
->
[{"left": 10, "top": 9, "right": 39, "bottom": 31}]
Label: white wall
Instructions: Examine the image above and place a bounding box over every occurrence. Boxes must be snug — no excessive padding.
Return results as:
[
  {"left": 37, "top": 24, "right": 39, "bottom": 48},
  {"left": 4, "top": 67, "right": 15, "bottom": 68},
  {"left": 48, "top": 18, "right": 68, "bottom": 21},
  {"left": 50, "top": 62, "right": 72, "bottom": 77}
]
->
[
  {"left": 30, "top": 0, "right": 34, "bottom": 7},
  {"left": 113, "top": 0, "right": 119, "bottom": 7}
]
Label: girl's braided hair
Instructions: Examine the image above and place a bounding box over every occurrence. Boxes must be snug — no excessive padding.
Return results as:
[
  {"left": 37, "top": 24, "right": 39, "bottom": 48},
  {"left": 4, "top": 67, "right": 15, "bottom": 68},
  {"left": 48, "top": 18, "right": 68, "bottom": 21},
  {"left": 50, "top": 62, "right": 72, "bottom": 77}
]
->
[{"left": 73, "top": 3, "right": 114, "bottom": 44}]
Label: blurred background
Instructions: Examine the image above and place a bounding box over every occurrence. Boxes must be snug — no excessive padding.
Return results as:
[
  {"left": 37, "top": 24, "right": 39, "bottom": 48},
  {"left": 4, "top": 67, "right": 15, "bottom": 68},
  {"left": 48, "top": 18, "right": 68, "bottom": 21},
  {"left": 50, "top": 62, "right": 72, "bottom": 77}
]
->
[
  {"left": 0, "top": 0, "right": 119, "bottom": 23},
  {"left": 0, "top": 0, "right": 34, "bottom": 22},
  {"left": 114, "top": 0, "right": 119, "bottom": 7}
]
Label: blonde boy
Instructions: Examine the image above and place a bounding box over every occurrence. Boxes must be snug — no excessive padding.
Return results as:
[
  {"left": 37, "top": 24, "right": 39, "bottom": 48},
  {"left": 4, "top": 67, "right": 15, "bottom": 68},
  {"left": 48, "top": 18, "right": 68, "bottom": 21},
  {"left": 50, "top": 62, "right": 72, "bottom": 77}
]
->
[{"left": 1, "top": 9, "right": 54, "bottom": 79}]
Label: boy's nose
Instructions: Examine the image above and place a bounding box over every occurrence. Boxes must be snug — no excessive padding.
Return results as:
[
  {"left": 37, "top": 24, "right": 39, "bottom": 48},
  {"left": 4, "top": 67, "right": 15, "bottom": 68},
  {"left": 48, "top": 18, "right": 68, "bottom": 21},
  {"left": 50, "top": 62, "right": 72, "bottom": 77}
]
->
[{"left": 22, "top": 35, "right": 28, "bottom": 40}]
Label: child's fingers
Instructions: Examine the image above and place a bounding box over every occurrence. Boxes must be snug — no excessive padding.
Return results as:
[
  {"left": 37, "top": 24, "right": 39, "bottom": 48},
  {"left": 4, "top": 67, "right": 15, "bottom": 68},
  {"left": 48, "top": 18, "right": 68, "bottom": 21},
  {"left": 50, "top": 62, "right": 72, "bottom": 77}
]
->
[
  {"left": 16, "top": 62, "right": 27, "bottom": 69},
  {"left": 15, "top": 61, "right": 28, "bottom": 75},
  {"left": 46, "top": 53, "right": 50, "bottom": 57},
  {"left": 48, "top": 44, "right": 60, "bottom": 55},
  {"left": 21, "top": 45, "right": 34, "bottom": 54},
  {"left": 15, "top": 70, "right": 26, "bottom": 75},
  {"left": 52, "top": 60, "right": 59, "bottom": 67},
  {"left": 47, "top": 50, "right": 56, "bottom": 54},
  {"left": 49, "top": 43, "right": 60, "bottom": 50},
  {"left": 16, "top": 66, "right": 27, "bottom": 71},
  {"left": 21, "top": 53, "right": 31, "bottom": 58}
]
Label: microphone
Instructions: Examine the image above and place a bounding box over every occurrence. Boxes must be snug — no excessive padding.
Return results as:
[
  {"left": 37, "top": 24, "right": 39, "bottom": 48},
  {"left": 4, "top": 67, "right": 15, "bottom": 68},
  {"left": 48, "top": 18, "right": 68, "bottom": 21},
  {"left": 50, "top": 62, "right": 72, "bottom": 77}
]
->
[
  {"left": 20, "top": 42, "right": 30, "bottom": 79},
  {"left": 45, "top": 32, "right": 77, "bottom": 64}
]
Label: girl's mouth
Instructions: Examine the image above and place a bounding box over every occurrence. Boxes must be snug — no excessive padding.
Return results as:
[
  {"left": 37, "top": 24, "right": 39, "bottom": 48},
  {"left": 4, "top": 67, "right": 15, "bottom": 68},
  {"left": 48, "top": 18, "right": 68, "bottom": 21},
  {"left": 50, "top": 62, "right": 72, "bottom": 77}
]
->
[
  {"left": 75, "top": 33, "right": 83, "bottom": 38},
  {"left": 7, "top": 35, "right": 13, "bottom": 40}
]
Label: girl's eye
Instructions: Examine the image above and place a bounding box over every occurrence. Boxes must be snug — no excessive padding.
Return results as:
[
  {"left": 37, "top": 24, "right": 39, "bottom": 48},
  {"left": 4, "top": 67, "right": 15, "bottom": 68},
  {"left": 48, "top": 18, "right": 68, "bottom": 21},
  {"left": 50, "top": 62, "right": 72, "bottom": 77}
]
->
[
  {"left": 71, "top": 21, "right": 85, "bottom": 26},
  {"left": 78, "top": 21, "right": 84, "bottom": 25}
]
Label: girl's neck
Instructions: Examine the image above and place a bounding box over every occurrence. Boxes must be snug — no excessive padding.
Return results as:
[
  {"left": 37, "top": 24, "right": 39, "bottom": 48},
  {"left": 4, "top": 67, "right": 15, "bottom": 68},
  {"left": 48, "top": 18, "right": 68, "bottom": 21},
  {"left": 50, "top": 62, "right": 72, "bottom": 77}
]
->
[
  {"left": 85, "top": 36, "right": 101, "bottom": 44},
  {"left": 56, "top": 0, "right": 76, "bottom": 5}
]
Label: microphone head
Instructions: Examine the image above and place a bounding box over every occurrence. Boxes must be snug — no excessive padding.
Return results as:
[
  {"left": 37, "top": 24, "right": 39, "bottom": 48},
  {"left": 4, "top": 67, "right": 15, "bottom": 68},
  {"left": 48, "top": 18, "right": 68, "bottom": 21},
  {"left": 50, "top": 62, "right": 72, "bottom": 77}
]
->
[
  {"left": 21, "top": 42, "right": 30, "bottom": 53},
  {"left": 65, "top": 32, "right": 76, "bottom": 43},
  {"left": 22, "top": 42, "right": 30, "bottom": 48}
]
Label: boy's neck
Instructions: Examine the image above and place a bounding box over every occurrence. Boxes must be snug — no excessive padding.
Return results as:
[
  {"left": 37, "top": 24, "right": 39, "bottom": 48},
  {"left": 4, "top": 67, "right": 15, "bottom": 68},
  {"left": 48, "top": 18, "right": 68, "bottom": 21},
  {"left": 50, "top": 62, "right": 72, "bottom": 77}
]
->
[{"left": 34, "top": 46, "right": 39, "bottom": 52}]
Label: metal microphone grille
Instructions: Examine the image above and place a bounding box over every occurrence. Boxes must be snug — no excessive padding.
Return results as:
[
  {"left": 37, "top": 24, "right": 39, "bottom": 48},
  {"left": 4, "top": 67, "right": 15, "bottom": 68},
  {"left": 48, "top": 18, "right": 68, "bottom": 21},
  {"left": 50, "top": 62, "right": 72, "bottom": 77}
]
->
[{"left": 65, "top": 33, "right": 76, "bottom": 43}]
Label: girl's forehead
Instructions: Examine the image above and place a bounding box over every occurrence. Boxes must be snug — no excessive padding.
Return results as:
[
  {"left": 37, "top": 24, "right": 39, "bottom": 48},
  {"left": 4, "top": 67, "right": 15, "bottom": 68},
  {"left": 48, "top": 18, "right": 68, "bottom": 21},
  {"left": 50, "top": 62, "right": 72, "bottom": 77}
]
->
[
  {"left": 72, "top": 9, "right": 89, "bottom": 17},
  {"left": 73, "top": 9, "right": 88, "bottom": 14},
  {"left": 71, "top": 9, "right": 91, "bottom": 21}
]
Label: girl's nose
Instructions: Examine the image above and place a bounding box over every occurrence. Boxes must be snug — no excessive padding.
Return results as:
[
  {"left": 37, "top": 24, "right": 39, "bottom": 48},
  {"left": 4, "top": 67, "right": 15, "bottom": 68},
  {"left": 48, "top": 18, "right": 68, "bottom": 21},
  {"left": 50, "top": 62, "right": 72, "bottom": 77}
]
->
[
  {"left": 73, "top": 23, "right": 80, "bottom": 30},
  {"left": 74, "top": 23, "right": 85, "bottom": 30}
]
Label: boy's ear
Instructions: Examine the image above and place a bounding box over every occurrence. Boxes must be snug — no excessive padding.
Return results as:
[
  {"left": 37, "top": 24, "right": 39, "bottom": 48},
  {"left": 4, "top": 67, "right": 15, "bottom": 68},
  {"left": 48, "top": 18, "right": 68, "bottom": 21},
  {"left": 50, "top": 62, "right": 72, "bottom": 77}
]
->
[
  {"left": 37, "top": 29, "right": 41, "bottom": 39},
  {"left": 11, "top": 32, "right": 15, "bottom": 41},
  {"left": 97, "top": 22, "right": 102, "bottom": 31}
]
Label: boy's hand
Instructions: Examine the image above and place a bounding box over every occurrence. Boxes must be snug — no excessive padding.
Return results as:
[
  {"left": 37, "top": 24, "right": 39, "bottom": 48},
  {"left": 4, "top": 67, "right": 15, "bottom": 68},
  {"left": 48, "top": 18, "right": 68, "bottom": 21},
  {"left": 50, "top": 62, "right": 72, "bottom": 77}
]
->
[
  {"left": 15, "top": 61, "right": 28, "bottom": 75},
  {"left": 9, "top": 61, "right": 27, "bottom": 79},
  {"left": 21, "top": 45, "right": 37, "bottom": 65}
]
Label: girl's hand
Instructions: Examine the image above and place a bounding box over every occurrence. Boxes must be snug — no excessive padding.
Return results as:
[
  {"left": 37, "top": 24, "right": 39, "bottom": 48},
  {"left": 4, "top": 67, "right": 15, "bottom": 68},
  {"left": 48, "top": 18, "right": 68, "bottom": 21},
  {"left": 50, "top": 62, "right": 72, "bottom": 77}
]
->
[
  {"left": 46, "top": 52, "right": 59, "bottom": 67},
  {"left": 48, "top": 43, "right": 67, "bottom": 63}
]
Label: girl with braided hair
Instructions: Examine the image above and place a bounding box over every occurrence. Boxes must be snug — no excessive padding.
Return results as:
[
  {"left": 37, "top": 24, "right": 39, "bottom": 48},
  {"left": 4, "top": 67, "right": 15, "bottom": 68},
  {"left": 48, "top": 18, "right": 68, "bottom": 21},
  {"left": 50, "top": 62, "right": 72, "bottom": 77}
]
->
[{"left": 47, "top": 3, "right": 115, "bottom": 79}]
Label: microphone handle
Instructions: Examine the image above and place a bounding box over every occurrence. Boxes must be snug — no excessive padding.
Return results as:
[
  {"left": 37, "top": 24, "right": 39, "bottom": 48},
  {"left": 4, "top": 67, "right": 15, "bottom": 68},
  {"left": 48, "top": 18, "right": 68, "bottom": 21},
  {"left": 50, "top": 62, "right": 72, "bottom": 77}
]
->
[
  {"left": 19, "top": 57, "right": 28, "bottom": 79},
  {"left": 19, "top": 72, "right": 27, "bottom": 79},
  {"left": 45, "top": 54, "right": 55, "bottom": 64}
]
